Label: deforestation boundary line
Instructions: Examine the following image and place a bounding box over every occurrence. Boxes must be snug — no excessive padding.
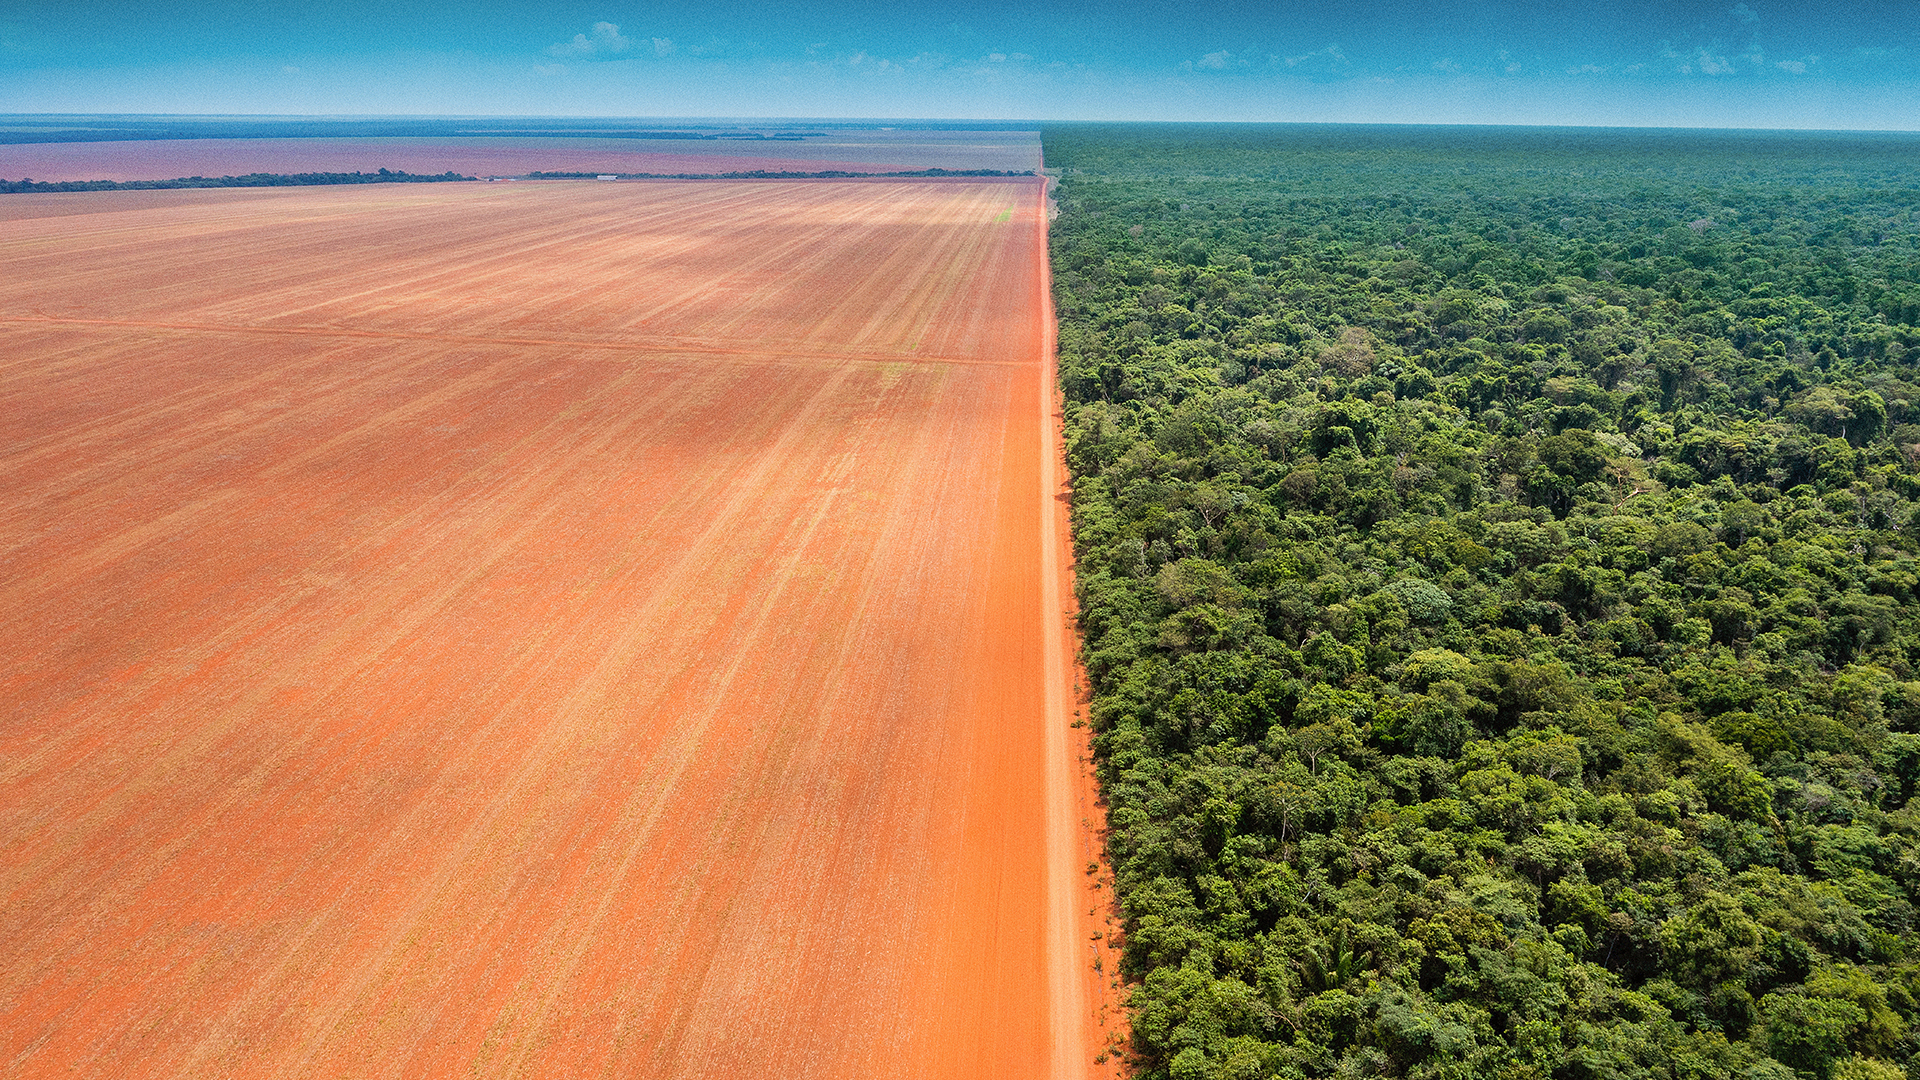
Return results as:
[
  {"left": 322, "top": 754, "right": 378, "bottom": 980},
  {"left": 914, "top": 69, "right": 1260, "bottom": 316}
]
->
[{"left": 1038, "top": 178, "right": 1096, "bottom": 1080}]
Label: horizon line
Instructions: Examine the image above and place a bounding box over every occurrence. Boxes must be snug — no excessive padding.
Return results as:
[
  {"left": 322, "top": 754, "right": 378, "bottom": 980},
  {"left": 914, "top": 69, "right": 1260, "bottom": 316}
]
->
[{"left": 6, "top": 113, "right": 1920, "bottom": 136}]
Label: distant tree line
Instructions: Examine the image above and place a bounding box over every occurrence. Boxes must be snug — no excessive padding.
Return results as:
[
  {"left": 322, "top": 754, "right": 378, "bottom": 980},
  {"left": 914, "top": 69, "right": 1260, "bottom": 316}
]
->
[
  {"left": 518, "top": 168, "right": 1034, "bottom": 180},
  {"left": 1045, "top": 122, "right": 1920, "bottom": 1080},
  {"left": 0, "top": 116, "right": 1036, "bottom": 144},
  {"left": 0, "top": 169, "right": 476, "bottom": 194}
]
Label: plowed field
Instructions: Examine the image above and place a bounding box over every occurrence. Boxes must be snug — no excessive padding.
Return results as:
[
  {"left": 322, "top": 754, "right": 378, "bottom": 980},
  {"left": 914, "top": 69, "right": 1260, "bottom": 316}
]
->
[{"left": 0, "top": 180, "right": 1105, "bottom": 1077}]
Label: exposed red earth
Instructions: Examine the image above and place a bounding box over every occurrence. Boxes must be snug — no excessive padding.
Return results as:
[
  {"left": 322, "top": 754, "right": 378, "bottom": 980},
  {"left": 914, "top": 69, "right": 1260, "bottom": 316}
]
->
[
  {"left": 0, "top": 180, "right": 1104, "bottom": 1076},
  {"left": 0, "top": 132, "right": 1040, "bottom": 182}
]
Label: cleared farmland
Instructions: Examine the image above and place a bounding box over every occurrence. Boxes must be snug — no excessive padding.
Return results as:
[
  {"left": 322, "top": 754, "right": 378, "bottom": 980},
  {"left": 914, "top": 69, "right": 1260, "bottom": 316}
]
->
[{"left": 0, "top": 181, "right": 1108, "bottom": 1077}]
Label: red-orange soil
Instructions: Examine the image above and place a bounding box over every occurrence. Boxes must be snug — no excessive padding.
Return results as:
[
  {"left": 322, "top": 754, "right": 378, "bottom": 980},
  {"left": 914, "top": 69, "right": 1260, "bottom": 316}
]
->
[{"left": 0, "top": 180, "right": 1099, "bottom": 1077}]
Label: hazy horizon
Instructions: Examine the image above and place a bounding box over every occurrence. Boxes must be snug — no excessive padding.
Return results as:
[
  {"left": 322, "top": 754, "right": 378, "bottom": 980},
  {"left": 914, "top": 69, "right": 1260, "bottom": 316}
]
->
[
  {"left": 4, "top": 1, "right": 1917, "bottom": 131},
  {"left": 12, "top": 116, "right": 1920, "bottom": 141}
]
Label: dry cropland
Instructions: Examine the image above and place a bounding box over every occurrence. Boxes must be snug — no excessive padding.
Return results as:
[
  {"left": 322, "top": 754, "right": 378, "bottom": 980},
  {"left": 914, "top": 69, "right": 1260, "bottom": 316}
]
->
[{"left": 0, "top": 179, "right": 1119, "bottom": 1078}]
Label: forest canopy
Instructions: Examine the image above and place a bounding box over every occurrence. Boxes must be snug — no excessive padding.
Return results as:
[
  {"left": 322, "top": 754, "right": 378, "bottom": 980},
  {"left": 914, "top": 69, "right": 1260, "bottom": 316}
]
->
[{"left": 1043, "top": 122, "right": 1920, "bottom": 1080}]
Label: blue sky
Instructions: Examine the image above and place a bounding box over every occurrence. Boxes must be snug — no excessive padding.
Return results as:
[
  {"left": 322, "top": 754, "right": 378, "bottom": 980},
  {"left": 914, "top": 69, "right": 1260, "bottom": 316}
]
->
[{"left": 3, "top": 1, "right": 1917, "bottom": 128}]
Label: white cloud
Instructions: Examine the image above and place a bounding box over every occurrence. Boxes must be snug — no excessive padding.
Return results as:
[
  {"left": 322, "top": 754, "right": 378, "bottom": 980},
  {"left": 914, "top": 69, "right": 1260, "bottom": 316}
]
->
[
  {"left": 548, "top": 22, "right": 632, "bottom": 60},
  {"left": 1696, "top": 50, "right": 1735, "bottom": 74},
  {"left": 1664, "top": 43, "right": 1736, "bottom": 75},
  {"left": 652, "top": 37, "right": 674, "bottom": 57},
  {"left": 833, "top": 49, "right": 906, "bottom": 72},
  {"left": 1283, "top": 44, "right": 1348, "bottom": 69},
  {"left": 1198, "top": 50, "right": 1232, "bottom": 70},
  {"left": 1775, "top": 58, "right": 1806, "bottom": 73},
  {"left": 1432, "top": 58, "right": 1461, "bottom": 73},
  {"left": 988, "top": 52, "right": 1007, "bottom": 62},
  {"left": 1567, "top": 63, "right": 1606, "bottom": 75},
  {"left": 1731, "top": 2, "right": 1759, "bottom": 24}
]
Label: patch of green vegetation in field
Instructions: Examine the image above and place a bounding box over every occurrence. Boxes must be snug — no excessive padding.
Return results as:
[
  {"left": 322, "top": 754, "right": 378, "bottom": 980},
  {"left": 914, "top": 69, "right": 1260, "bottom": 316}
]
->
[{"left": 1046, "top": 122, "right": 1920, "bottom": 1079}]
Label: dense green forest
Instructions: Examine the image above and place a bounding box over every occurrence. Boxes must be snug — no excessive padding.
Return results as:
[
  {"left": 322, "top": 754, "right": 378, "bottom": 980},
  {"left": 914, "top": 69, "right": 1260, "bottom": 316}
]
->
[{"left": 1043, "top": 123, "right": 1920, "bottom": 1080}]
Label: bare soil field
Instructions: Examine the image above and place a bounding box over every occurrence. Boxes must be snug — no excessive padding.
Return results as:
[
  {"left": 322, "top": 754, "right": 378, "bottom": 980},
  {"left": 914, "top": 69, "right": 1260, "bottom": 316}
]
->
[
  {"left": 0, "top": 131, "right": 1041, "bottom": 182},
  {"left": 0, "top": 180, "right": 1102, "bottom": 1077}
]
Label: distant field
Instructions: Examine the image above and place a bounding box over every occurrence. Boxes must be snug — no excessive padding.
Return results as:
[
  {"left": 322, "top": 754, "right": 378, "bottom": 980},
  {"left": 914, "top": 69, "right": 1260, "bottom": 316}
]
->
[
  {"left": 0, "top": 180, "right": 1102, "bottom": 1077},
  {"left": 0, "top": 129, "right": 1042, "bottom": 182}
]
